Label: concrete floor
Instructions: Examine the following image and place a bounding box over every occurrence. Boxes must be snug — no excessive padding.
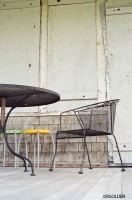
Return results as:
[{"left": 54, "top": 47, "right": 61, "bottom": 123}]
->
[{"left": 0, "top": 167, "right": 132, "bottom": 200}]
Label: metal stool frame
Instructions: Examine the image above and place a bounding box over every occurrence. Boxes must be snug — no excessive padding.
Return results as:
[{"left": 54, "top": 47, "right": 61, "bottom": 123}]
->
[
  {"left": 3, "top": 130, "right": 22, "bottom": 168},
  {"left": 18, "top": 130, "right": 55, "bottom": 169}
]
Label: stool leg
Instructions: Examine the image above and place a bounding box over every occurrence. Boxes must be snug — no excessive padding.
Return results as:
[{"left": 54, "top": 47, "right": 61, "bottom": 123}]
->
[
  {"left": 37, "top": 132, "right": 40, "bottom": 169},
  {"left": 14, "top": 132, "right": 17, "bottom": 168},
  {"left": 17, "top": 134, "right": 21, "bottom": 168},
  {"left": 3, "top": 140, "right": 6, "bottom": 167},
  {"left": 24, "top": 136, "right": 28, "bottom": 168},
  {"left": 17, "top": 134, "right": 23, "bottom": 168},
  {"left": 50, "top": 132, "right": 55, "bottom": 168},
  {"left": 25, "top": 140, "right": 28, "bottom": 163},
  {"left": 34, "top": 135, "right": 36, "bottom": 168},
  {"left": 34, "top": 134, "right": 37, "bottom": 168}
]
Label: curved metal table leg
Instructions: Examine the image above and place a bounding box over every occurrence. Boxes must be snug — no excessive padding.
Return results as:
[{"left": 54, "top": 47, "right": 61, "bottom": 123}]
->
[
  {"left": 1, "top": 97, "right": 35, "bottom": 176},
  {"left": 49, "top": 138, "right": 58, "bottom": 171}
]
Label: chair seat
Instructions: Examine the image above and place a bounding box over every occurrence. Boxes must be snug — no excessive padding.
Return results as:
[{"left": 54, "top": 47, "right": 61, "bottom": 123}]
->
[
  {"left": 57, "top": 129, "right": 111, "bottom": 139},
  {"left": 23, "top": 129, "right": 50, "bottom": 134}
]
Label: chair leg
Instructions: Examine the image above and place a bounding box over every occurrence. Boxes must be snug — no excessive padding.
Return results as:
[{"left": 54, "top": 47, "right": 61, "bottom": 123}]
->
[
  {"left": 112, "top": 134, "right": 125, "bottom": 172},
  {"left": 79, "top": 137, "right": 86, "bottom": 174},
  {"left": 49, "top": 139, "right": 58, "bottom": 171},
  {"left": 85, "top": 142, "right": 92, "bottom": 169}
]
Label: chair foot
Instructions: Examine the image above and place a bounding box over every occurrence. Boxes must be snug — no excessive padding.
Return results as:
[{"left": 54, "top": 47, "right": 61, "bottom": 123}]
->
[
  {"left": 49, "top": 168, "right": 53, "bottom": 171},
  {"left": 30, "top": 173, "right": 36, "bottom": 176},
  {"left": 24, "top": 169, "right": 28, "bottom": 172},
  {"left": 79, "top": 170, "right": 83, "bottom": 174},
  {"left": 121, "top": 168, "right": 125, "bottom": 172},
  {"left": 89, "top": 167, "right": 93, "bottom": 169}
]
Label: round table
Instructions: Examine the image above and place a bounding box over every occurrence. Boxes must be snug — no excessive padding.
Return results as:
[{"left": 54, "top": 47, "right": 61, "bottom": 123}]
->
[{"left": 0, "top": 84, "right": 60, "bottom": 176}]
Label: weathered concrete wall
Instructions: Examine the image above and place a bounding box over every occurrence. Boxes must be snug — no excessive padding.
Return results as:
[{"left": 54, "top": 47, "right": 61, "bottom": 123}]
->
[
  {"left": 0, "top": 115, "right": 108, "bottom": 167},
  {"left": 106, "top": 0, "right": 132, "bottom": 163}
]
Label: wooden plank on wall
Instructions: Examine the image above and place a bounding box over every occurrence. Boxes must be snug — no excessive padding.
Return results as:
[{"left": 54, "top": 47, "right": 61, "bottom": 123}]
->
[
  {"left": 106, "top": 0, "right": 132, "bottom": 9},
  {"left": 48, "top": 0, "right": 95, "bottom": 6},
  {"left": 107, "top": 7, "right": 132, "bottom": 16},
  {"left": 60, "top": 92, "right": 97, "bottom": 100},
  {"left": 47, "top": 2, "right": 97, "bottom": 100},
  {"left": 0, "top": 0, "right": 40, "bottom": 10},
  {"left": 106, "top": 11, "right": 132, "bottom": 163}
]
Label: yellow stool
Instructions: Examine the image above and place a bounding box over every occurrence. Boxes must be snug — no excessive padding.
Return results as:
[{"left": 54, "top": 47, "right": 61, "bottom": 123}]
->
[{"left": 18, "top": 129, "right": 55, "bottom": 168}]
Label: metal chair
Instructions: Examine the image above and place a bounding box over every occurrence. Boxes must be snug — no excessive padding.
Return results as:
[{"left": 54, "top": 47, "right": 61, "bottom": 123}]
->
[{"left": 49, "top": 99, "right": 125, "bottom": 174}]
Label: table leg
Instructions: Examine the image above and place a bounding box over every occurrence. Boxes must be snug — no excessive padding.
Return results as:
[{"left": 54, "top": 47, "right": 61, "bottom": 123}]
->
[
  {"left": 1, "top": 98, "right": 6, "bottom": 128},
  {"left": 1, "top": 97, "right": 35, "bottom": 176}
]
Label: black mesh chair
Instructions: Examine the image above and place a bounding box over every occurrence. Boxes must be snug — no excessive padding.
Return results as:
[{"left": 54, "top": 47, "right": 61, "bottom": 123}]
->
[{"left": 49, "top": 99, "right": 125, "bottom": 174}]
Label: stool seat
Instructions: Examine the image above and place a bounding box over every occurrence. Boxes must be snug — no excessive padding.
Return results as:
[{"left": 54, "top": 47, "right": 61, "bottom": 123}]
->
[
  {"left": 6, "top": 130, "right": 22, "bottom": 134},
  {"left": 23, "top": 129, "right": 50, "bottom": 134}
]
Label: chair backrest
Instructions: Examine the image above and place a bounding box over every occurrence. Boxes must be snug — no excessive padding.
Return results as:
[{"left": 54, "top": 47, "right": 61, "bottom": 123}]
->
[{"left": 73, "top": 99, "right": 119, "bottom": 134}]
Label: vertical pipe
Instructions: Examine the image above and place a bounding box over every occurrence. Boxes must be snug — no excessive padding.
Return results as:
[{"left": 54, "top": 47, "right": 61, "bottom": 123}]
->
[
  {"left": 96, "top": 0, "right": 106, "bottom": 102},
  {"left": 38, "top": 0, "right": 43, "bottom": 88},
  {"left": 40, "top": 0, "right": 48, "bottom": 89},
  {"left": 97, "top": 0, "right": 113, "bottom": 163},
  {"left": 37, "top": 132, "right": 40, "bottom": 169},
  {"left": 100, "top": 1, "right": 110, "bottom": 100},
  {"left": 39, "top": 0, "right": 48, "bottom": 113}
]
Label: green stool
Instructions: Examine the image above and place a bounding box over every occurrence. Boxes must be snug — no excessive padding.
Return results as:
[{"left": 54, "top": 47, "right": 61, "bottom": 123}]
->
[{"left": 3, "top": 130, "right": 22, "bottom": 168}]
